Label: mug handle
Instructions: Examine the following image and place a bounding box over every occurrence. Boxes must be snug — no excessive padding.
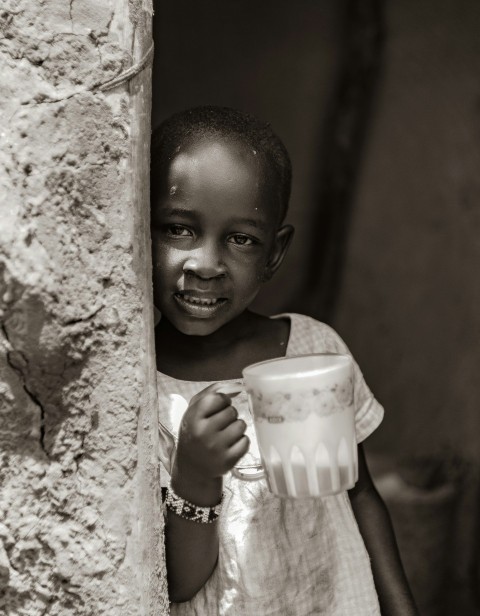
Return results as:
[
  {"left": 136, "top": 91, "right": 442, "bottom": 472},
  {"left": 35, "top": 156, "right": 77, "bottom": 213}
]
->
[
  {"left": 232, "top": 464, "right": 265, "bottom": 481},
  {"left": 217, "top": 383, "right": 265, "bottom": 480}
]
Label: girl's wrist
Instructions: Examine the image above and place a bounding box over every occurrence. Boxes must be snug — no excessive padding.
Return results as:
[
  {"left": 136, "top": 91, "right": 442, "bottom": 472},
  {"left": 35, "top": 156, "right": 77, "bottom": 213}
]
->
[
  {"left": 165, "top": 479, "right": 224, "bottom": 524},
  {"left": 171, "top": 464, "right": 223, "bottom": 507}
]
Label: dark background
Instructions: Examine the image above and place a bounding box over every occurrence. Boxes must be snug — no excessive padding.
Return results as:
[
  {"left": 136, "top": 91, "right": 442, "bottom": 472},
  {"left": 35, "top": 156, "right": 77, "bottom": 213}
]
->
[{"left": 152, "top": 1, "right": 480, "bottom": 613}]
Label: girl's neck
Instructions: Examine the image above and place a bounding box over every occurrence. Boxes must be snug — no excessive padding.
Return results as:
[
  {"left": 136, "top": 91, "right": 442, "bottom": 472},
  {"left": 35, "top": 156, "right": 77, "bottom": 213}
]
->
[{"left": 155, "top": 311, "right": 290, "bottom": 381}]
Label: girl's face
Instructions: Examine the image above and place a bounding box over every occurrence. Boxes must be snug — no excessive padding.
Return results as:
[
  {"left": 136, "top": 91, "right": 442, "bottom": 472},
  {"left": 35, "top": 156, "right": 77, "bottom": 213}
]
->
[{"left": 151, "top": 137, "right": 292, "bottom": 337}]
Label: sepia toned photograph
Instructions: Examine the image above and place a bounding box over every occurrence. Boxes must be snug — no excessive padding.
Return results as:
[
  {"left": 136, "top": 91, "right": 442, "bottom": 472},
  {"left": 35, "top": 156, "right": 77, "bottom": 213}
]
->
[{"left": 1, "top": 1, "right": 479, "bottom": 614}]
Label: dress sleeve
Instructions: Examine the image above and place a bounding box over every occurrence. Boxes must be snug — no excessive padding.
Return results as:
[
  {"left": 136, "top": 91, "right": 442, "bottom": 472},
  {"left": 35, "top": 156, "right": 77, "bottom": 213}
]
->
[{"left": 305, "top": 316, "right": 384, "bottom": 443}]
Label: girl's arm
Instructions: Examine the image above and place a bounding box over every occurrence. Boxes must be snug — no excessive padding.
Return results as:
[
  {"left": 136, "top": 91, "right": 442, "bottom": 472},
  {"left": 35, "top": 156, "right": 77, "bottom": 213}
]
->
[
  {"left": 165, "top": 385, "right": 249, "bottom": 603},
  {"left": 348, "top": 445, "right": 419, "bottom": 616},
  {"left": 165, "top": 471, "right": 223, "bottom": 603}
]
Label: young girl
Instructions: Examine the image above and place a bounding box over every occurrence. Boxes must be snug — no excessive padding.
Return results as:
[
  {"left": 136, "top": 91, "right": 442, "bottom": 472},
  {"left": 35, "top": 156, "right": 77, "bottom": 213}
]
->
[{"left": 151, "top": 106, "right": 417, "bottom": 615}]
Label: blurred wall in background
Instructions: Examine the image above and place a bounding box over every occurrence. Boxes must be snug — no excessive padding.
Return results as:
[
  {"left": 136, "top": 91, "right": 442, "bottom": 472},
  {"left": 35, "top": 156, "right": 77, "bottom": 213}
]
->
[
  {"left": 152, "top": 0, "right": 480, "bottom": 465},
  {"left": 333, "top": 0, "right": 480, "bottom": 463}
]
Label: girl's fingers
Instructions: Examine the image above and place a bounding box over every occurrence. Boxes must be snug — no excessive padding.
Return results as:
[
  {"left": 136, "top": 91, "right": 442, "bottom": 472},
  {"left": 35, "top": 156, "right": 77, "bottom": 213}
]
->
[
  {"left": 191, "top": 392, "right": 232, "bottom": 419},
  {"left": 190, "top": 382, "right": 243, "bottom": 418},
  {"left": 226, "top": 435, "right": 250, "bottom": 466},
  {"left": 189, "top": 383, "right": 224, "bottom": 406},
  {"left": 220, "top": 419, "right": 247, "bottom": 447},
  {"left": 215, "top": 382, "right": 243, "bottom": 396},
  {"left": 189, "top": 383, "right": 240, "bottom": 418},
  {"left": 207, "top": 405, "right": 239, "bottom": 431}
]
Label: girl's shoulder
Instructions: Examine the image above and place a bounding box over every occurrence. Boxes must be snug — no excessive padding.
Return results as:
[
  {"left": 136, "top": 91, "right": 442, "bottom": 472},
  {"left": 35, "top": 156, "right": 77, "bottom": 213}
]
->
[{"left": 272, "top": 312, "right": 349, "bottom": 356}]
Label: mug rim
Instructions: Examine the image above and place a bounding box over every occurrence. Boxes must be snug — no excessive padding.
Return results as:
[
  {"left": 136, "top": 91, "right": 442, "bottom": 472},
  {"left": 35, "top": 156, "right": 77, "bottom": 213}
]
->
[{"left": 242, "top": 353, "right": 352, "bottom": 382}]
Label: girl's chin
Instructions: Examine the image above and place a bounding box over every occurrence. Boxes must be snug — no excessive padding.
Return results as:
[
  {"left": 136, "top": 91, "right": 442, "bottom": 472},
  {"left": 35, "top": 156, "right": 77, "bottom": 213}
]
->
[
  {"left": 177, "top": 324, "right": 218, "bottom": 337},
  {"left": 168, "top": 315, "right": 226, "bottom": 337},
  {"left": 169, "top": 311, "right": 249, "bottom": 338},
  {"left": 158, "top": 301, "right": 253, "bottom": 338}
]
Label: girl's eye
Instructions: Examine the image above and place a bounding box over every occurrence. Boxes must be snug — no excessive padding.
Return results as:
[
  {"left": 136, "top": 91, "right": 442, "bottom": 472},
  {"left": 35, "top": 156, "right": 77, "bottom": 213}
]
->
[
  {"left": 167, "top": 224, "right": 192, "bottom": 237},
  {"left": 229, "top": 234, "right": 255, "bottom": 246}
]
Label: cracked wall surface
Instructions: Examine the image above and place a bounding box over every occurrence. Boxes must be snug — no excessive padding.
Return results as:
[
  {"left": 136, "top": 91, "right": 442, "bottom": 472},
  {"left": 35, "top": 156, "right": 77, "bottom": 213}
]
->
[{"left": 0, "top": 1, "right": 168, "bottom": 614}]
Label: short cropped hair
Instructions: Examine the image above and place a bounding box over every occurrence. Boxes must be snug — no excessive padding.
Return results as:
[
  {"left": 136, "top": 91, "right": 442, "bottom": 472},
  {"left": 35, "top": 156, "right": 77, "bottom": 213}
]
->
[{"left": 150, "top": 106, "right": 292, "bottom": 223}]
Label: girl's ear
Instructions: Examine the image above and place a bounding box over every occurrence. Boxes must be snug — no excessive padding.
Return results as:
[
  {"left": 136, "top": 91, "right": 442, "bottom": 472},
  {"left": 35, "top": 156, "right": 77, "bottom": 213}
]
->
[{"left": 264, "top": 224, "right": 295, "bottom": 281}]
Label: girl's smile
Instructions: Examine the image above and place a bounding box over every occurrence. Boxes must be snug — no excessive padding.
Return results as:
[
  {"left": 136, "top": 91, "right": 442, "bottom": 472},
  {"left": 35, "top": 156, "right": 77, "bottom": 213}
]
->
[
  {"left": 173, "top": 292, "right": 228, "bottom": 317},
  {"left": 151, "top": 137, "right": 292, "bottom": 338}
]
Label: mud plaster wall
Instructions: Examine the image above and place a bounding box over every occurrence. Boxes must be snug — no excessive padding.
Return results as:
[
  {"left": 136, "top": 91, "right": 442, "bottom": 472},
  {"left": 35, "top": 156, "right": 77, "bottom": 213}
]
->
[{"left": 0, "top": 1, "right": 168, "bottom": 614}]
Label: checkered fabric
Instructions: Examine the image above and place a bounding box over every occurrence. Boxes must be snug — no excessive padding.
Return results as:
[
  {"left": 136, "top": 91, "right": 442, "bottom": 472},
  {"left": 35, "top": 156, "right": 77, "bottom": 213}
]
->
[{"left": 157, "top": 313, "right": 383, "bottom": 615}]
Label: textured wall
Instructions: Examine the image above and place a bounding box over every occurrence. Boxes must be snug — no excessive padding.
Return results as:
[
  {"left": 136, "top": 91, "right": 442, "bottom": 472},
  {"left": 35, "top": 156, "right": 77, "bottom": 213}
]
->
[{"left": 0, "top": 1, "right": 168, "bottom": 614}]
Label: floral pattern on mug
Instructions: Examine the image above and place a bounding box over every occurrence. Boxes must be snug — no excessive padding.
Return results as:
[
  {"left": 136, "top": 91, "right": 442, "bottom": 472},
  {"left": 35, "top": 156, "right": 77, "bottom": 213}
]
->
[{"left": 247, "top": 376, "right": 354, "bottom": 422}]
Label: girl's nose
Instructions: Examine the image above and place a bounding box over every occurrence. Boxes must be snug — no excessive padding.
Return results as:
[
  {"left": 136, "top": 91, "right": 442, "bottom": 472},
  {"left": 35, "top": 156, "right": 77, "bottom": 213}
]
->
[{"left": 182, "top": 245, "right": 227, "bottom": 280}]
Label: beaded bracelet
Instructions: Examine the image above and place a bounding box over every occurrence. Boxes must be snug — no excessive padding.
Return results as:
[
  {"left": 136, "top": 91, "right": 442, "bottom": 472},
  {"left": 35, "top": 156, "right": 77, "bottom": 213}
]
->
[{"left": 164, "top": 481, "right": 224, "bottom": 524}]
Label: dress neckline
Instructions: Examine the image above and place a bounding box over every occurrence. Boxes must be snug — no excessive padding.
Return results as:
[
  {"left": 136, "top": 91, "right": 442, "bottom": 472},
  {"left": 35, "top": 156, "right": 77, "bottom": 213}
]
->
[{"left": 156, "top": 313, "right": 295, "bottom": 384}]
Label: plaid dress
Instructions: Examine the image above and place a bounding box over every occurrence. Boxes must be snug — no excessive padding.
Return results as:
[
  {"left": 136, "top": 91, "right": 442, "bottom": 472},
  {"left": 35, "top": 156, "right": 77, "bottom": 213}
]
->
[{"left": 157, "top": 313, "right": 383, "bottom": 615}]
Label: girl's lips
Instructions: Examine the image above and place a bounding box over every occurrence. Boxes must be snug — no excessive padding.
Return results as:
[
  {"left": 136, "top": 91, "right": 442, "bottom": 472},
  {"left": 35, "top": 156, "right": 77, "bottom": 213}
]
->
[
  {"left": 174, "top": 293, "right": 228, "bottom": 317},
  {"left": 178, "top": 293, "right": 224, "bottom": 306}
]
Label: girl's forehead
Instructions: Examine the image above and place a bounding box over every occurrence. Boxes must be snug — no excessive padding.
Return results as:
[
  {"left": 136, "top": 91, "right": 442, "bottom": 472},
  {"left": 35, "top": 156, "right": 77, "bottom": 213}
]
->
[
  {"left": 164, "top": 137, "right": 280, "bottom": 220},
  {"left": 171, "top": 137, "right": 257, "bottom": 174},
  {"left": 167, "top": 140, "right": 257, "bottom": 196},
  {"left": 171, "top": 136, "right": 275, "bottom": 199}
]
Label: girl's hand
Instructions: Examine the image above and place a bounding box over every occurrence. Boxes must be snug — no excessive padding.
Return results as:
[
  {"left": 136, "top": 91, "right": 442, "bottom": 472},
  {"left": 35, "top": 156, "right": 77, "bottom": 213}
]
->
[
  {"left": 173, "top": 383, "right": 249, "bottom": 487},
  {"left": 166, "top": 384, "right": 247, "bottom": 601}
]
